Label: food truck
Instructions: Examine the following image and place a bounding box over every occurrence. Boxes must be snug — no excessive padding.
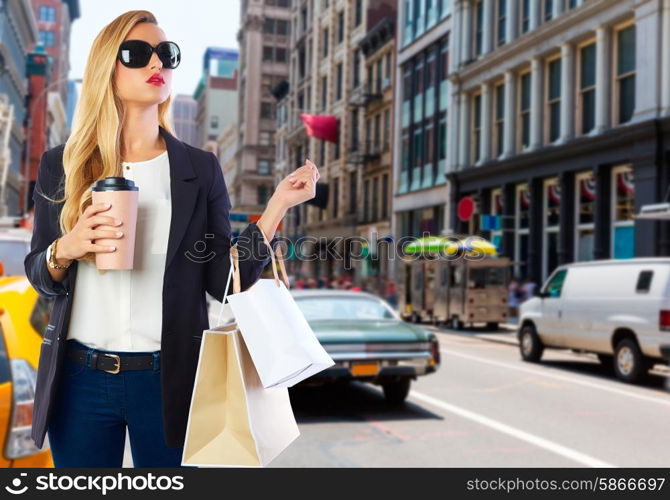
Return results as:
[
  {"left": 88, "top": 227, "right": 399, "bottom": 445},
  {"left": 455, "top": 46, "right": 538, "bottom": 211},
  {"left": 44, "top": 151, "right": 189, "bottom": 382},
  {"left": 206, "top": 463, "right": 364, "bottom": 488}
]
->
[{"left": 398, "top": 236, "right": 511, "bottom": 329}]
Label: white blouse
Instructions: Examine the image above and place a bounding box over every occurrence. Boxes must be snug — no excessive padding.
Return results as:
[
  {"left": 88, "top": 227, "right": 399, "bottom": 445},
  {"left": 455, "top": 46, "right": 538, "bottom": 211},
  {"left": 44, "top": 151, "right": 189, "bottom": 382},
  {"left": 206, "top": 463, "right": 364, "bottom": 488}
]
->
[{"left": 61, "top": 150, "right": 171, "bottom": 352}]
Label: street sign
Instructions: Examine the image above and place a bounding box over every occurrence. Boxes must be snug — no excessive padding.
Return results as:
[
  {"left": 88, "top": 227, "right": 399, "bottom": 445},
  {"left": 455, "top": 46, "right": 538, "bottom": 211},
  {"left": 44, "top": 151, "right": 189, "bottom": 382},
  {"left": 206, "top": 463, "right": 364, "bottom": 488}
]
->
[
  {"left": 457, "top": 196, "right": 475, "bottom": 221},
  {"left": 480, "top": 214, "right": 502, "bottom": 230}
]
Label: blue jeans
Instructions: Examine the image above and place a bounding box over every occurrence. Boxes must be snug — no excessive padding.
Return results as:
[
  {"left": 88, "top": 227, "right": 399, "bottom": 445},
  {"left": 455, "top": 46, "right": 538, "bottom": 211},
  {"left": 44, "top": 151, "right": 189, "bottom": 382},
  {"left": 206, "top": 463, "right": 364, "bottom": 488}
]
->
[{"left": 47, "top": 339, "right": 191, "bottom": 468}]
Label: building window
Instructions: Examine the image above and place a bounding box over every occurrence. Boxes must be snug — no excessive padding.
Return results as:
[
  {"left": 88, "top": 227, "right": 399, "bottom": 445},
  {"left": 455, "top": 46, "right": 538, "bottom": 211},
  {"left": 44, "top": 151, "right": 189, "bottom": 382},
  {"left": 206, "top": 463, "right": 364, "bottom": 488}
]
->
[
  {"left": 439, "top": 38, "right": 449, "bottom": 111},
  {"left": 260, "top": 102, "right": 275, "bottom": 119},
  {"left": 413, "top": 56, "right": 424, "bottom": 123},
  {"left": 471, "top": 92, "right": 482, "bottom": 164},
  {"left": 543, "top": 0, "right": 553, "bottom": 22},
  {"left": 385, "top": 52, "right": 392, "bottom": 80},
  {"left": 438, "top": 111, "right": 447, "bottom": 163},
  {"left": 263, "top": 46, "right": 273, "bottom": 61},
  {"left": 412, "top": 128, "right": 423, "bottom": 187},
  {"left": 257, "top": 185, "right": 270, "bottom": 205},
  {"left": 337, "top": 11, "right": 345, "bottom": 44},
  {"left": 614, "top": 23, "right": 636, "bottom": 125},
  {"left": 403, "top": 0, "right": 414, "bottom": 46},
  {"left": 496, "top": 0, "right": 507, "bottom": 47},
  {"left": 332, "top": 177, "right": 340, "bottom": 218},
  {"left": 611, "top": 164, "right": 635, "bottom": 258},
  {"left": 543, "top": 178, "right": 561, "bottom": 279},
  {"left": 210, "top": 115, "right": 219, "bottom": 128},
  {"left": 425, "top": 47, "right": 437, "bottom": 117},
  {"left": 383, "top": 109, "right": 391, "bottom": 149},
  {"left": 264, "top": 18, "right": 289, "bottom": 35},
  {"left": 473, "top": 0, "right": 484, "bottom": 57},
  {"left": 39, "top": 6, "right": 56, "bottom": 22},
  {"left": 578, "top": 42, "right": 596, "bottom": 134},
  {"left": 336, "top": 62, "right": 343, "bottom": 100},
  {"left": 515, "top": 184, "right": 531, "bottom": 279},
  {"left": 575, "top": 171, "right": 595, "bottom": 261},
  {"left": 259, "top": 132, "right": 272, "bottom": 146},
  {"left": 400, "top": 128, "right": 410, "bottom": 193},
  {"left": 565, "top": 0, "right": 578, "bottom": 9},
  {"left": 300, "top": 6, "right": 308, "bottom": 32},
  {"left": 349, "top": 172, "right": 357, "bottom": 214},
  {"left": 352, "top": 49, "right": 360, "bottom": 88},
  {"left": 276, "top": 48, "right": 287, "bottom": 63},
  {"left": 546, "top": 57, "right": 561, "bottom": 143},
  {"left": 372, "top": 177, "right": 379, "bottom": 221},
  {"left": 494, "top": 83, "right": 505, "bottom": 157},
  {"left": 376, "top": 59, "right": 383, "bottom": 93},
  {"left": 258, "top": 159, "right": 271, "bottom": 174},
  {"left": 520, "top": 0, "right": 530, "bottom": 34},
  {"left": 323, "top": 28, "right": 329, "bottom": 57},
  {"left": 355, "top": 0, "right": 363, "bottom": 27},
  {"left": 351, "top": 109, "right": 359, "bottom": 151},
  {"left": 39, "top": 30, "right": 55, "bottom": 46},
  {"left": 518, "top": 71, "right": 531, "bottom": 150},
  {"left": 321, "top": 76, "right": 328, "bottom": 110},
  {"left": 425, "top": 120, "right": 434, "bottom": 174},
  {"left": 298, "top": 47, "right": 306, "bottom": 78},
  {"left": 363, "top": 179, "right": 370, "bottom": 221},
  {"left": 413, "top": 0, "right": 423, "bottom": 38}
]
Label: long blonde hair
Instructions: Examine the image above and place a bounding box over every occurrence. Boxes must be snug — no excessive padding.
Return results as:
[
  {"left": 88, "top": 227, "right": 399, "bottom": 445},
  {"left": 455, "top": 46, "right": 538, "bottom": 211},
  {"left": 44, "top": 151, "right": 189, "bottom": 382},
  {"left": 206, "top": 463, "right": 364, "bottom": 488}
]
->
[{"left": 41, "top": 10, "right": 174, "bottom": 266}]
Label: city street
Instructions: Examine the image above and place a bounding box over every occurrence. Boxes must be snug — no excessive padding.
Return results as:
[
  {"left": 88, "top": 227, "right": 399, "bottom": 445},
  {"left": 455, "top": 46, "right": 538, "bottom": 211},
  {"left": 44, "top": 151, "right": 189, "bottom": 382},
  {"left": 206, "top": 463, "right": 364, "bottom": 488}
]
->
[
  {"left": 117, "top": 326, "right": 670, "bottom": 467},
  {"left": 118, "top": 293, "right": 670, "bottom": 469},
  {"left": 70, "top": 318, "right": 670, "bottom": 480},
  {"left": 261, "top": 328, "right": 670, "bottom": 468}
]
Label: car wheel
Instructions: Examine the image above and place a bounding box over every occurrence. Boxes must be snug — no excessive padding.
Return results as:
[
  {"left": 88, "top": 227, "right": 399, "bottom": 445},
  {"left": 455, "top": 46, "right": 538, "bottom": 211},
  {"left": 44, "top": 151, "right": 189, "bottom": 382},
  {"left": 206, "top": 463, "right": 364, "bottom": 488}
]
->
[
  {"left": 451, "top": 316, "right": 464, "bottom": 330},
  {"left": 519, "top": 324, "right": 543, "bottom": 362},
  {"left": 382, "top": 379, "right": 411, "bottom": 405},
  {"left": 486, "top": 322, "right": 499, "bottom": 331},
  {"left": 613, "top": 338, "right": 649, "bottom": 384}
]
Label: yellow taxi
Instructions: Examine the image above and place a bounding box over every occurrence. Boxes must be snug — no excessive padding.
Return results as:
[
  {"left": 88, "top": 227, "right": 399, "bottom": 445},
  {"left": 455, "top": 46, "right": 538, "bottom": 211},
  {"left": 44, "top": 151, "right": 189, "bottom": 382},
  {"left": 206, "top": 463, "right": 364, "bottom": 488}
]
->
[{"left": 0, "top": 253, "right": 55, "bottom": 467}]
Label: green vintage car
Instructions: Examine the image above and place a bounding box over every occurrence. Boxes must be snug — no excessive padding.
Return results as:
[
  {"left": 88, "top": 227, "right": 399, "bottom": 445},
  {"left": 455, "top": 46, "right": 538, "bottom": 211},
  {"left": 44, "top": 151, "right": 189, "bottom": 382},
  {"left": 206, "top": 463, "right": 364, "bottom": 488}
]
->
[{"left": 291, "top": 290, "right": 440, "bottom": 404}]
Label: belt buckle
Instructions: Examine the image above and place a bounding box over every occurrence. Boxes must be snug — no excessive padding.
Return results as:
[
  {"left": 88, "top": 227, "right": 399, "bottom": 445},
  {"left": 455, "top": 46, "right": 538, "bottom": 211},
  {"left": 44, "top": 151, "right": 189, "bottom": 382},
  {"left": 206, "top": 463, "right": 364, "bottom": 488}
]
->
[{"left": 102, "top": 353, "right": 121, "bottom": 374}]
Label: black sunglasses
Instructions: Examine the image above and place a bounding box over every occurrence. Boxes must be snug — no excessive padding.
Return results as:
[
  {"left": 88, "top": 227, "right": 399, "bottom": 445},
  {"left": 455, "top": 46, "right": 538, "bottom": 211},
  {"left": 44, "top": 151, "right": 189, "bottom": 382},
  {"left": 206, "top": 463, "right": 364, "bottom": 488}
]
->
[{"left": 118, "top": 40, "right": 181, "bottom": 69}]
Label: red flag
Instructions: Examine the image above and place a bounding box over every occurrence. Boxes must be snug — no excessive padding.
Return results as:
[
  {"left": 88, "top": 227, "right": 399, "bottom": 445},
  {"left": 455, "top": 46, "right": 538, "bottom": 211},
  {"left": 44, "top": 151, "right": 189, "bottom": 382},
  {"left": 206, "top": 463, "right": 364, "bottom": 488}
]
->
[{"left": 300, "top": 113, "right": 339, "bottom": 143}]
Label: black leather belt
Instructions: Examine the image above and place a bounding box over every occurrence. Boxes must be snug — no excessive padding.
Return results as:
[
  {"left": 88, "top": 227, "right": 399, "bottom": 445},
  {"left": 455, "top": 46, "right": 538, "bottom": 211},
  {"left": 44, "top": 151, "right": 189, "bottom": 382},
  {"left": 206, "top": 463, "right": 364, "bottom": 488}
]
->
[{"left": 66, "top": 346, "right": 159, "bottom": 374}]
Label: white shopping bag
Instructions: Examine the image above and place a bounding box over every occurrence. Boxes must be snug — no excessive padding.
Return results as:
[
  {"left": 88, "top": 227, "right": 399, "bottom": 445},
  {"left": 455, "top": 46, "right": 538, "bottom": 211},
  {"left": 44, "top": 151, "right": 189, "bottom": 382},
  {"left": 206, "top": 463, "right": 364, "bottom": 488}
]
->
[
  {"left": 226, "top": 228, "right": 335, "bottom": 388},
  {"left": 182, "top": 248, "right": 300, "bottom": 467}
]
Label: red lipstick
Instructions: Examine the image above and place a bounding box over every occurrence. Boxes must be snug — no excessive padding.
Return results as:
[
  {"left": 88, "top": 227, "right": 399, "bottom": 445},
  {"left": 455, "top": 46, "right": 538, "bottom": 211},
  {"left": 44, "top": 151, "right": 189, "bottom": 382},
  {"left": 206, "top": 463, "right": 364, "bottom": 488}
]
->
[{"left": 146, "top": 73, "right": 164, "bottom": 86}]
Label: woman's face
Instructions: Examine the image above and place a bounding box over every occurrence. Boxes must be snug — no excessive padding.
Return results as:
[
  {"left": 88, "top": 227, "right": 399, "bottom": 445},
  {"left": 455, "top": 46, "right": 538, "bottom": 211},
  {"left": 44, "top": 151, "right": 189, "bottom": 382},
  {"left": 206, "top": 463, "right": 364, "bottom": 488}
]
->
[{"left": 114, "top": 22, "right": 173, "bottom": 106}]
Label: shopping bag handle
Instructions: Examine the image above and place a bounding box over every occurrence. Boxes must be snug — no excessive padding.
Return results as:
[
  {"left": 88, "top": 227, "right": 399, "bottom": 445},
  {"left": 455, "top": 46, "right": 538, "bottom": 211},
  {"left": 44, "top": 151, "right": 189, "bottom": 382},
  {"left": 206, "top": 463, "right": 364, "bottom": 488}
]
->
[
  {"left": 256, "top": 224, "right": 290, "bottom": 289},
  {"left": 217, "top": 244, "right": 241, "bottom": 326}
]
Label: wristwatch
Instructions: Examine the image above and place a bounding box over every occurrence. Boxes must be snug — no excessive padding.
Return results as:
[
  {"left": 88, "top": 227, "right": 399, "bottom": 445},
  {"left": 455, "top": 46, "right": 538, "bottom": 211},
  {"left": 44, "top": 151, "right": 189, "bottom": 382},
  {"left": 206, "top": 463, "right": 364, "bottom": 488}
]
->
[{"left": 47, "top": 238, "right": 72, "bottom": 270}]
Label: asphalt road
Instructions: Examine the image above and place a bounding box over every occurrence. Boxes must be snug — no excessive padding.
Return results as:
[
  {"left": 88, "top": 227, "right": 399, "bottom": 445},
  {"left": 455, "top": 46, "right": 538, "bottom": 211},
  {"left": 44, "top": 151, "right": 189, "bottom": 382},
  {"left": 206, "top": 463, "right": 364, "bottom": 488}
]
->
[{"left": 123, "top": 327, "right": 670, "bottom": 467}]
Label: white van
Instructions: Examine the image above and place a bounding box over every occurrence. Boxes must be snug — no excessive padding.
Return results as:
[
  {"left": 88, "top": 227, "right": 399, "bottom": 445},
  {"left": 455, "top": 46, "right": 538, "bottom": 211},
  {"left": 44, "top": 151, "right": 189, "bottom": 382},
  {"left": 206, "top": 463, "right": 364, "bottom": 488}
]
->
[{"left": 518, "top": 258, "right": 670, "bottom": 384}]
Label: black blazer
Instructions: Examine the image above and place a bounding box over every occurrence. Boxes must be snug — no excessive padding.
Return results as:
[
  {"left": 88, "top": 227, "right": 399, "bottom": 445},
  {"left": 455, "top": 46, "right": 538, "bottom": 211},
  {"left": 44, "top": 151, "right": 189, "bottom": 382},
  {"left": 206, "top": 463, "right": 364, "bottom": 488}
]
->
[{"left": 25, "top": 125, "right": 276, "bottom": 449}]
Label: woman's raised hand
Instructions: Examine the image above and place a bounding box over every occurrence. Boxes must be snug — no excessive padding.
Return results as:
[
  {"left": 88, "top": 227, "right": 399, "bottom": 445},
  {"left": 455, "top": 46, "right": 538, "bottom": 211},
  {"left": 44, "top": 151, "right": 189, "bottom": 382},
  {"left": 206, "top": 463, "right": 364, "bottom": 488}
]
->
[
  {"left": 271, "top": 159, "right": 321, "bottom": 210},
  {"left": 57, "top": 202, "right": 125, "bottom": 260}
]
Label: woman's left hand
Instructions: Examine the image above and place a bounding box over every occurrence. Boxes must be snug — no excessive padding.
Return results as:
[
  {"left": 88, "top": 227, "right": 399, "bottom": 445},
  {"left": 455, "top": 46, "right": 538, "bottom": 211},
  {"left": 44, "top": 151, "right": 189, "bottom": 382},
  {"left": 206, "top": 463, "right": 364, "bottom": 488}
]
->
[{"left": 272, "top": 159, "right": 321, "bottom": 210}]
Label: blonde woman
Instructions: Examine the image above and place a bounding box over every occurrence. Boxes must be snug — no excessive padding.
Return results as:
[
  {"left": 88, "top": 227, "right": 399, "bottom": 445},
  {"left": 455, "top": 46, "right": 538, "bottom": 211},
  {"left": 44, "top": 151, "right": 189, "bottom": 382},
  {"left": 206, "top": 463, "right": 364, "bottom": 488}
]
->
[{"left": 24, "top": 10, "right": 319, "bottom": 468}]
